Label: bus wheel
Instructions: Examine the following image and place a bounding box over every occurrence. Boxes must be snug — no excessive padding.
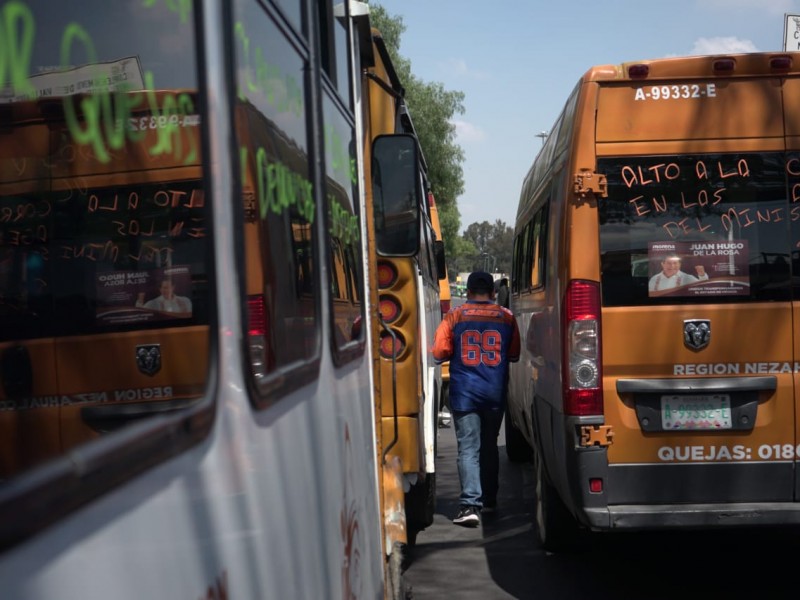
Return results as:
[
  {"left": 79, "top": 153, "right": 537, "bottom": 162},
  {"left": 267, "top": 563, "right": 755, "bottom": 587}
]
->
[
  {"left": 504, "top": 406, "right": 532, "bottom": 463},
  {"left": 534, "top": 449, "right": 580, "bottom": 552},
  {"left": 387, "top": 541, "right": 410, "bottom": 600},
  {"left": 405, "top": 472, "right": 435, "bottom": 546}
]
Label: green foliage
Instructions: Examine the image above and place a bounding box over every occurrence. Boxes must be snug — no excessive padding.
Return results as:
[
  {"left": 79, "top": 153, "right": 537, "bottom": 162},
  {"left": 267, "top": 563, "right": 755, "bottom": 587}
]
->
[
  {"left": 368, "top": 3, "right": 465, "bottom": 262},
  {"left": 367, "top": 4, "right": 404, "bottom": 58},
  {"left": 366, "top": 4, "right": 512, "bottom": 279},
  {"left": 462, "top": 220, "right": 514, "bottom": 275},
  {"left": 447, "top": 235, "right": 478, "bottom": 280}
]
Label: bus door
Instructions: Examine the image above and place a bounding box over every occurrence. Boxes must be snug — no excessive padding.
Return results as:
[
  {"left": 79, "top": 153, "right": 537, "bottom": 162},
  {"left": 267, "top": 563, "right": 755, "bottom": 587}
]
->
[{"left": 596, "top": 64, "right": 796, "bottom": 505}]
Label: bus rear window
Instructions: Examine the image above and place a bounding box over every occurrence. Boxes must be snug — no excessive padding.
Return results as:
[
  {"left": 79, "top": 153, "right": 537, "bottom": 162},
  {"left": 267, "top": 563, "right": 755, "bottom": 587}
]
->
[
  {"left": 0, "top": 2, "right": 208, "bottom": 339},
  {"left": 598, "top": 152, "right": 795, "bottom": 306},
  {"left": 0, "top": 0, "right": 210, "bottom": 480}
]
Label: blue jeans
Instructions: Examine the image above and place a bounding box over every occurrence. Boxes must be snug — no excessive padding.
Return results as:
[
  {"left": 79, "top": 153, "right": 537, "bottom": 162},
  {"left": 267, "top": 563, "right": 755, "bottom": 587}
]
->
[{"left": 453, "top": 408, "right": 504, "bottom": 508}]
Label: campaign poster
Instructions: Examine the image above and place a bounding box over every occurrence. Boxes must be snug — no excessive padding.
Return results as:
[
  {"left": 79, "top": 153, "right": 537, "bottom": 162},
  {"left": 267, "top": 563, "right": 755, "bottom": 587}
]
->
[
  {"left": 96, "top": 266, "right": 193, "bottom": 323},
  {"left": 647, "top": 240, "right": 749, "bottom": 297}
]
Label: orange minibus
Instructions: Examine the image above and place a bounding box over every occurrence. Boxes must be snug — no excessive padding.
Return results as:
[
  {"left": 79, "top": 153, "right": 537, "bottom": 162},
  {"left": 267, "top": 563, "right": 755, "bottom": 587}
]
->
[
  {"left": 508, "top": 52, "right": 800, "bottom": 551},
  {"left": 363, "top": 32, "right": 446, "bottom": 545}
]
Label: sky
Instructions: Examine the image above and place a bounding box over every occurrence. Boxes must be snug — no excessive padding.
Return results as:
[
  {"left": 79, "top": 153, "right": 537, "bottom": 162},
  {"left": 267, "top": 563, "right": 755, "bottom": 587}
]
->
[{"left": 373, "top": 0, "right": 800, "bottom": 232}]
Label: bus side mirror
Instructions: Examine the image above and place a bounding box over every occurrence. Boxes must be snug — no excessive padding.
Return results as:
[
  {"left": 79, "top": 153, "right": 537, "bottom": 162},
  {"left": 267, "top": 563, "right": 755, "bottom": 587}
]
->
[
  {"left": 371, "top": 134, "right": 421, "bottom": 256},
  {"left": 434, "top": 240, "right": 447, "bottom": 280}
]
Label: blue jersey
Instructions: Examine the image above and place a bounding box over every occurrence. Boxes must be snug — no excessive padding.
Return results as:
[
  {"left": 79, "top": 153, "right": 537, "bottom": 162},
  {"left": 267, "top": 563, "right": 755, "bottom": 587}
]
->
[{"left": 433, "top": 300, "right": 520, "bottom": 412}]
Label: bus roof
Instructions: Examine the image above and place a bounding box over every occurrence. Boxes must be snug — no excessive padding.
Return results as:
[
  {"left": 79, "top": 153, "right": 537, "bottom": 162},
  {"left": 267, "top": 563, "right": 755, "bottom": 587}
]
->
[{"left": 583, "top": 52, "right": 800, "bottom": 82}]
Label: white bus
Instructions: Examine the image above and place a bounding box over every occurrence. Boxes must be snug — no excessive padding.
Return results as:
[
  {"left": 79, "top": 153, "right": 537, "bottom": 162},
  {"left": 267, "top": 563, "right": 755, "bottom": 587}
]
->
[{"left": 0, "top": 0, "right": 440, "bottom": 597}]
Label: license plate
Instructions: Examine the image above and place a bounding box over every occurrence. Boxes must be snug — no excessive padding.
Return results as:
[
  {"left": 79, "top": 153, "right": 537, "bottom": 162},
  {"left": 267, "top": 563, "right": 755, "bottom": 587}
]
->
[{"left": 661, "top": 394, "right": 732, "bottom": 430}]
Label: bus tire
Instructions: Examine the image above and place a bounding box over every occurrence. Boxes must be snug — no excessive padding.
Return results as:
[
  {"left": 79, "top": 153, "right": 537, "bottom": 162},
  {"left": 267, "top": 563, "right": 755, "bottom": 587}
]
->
[
  {"left": 387, "top": 541, "right": 410, "bottom": 600},
  {"left": 504, "top": 406, "right": 532, "bottom": 463},
  {"left": 405, "top": 472, "right": 435, "bottom": 546},
  {"left": 534, "top": 448, "right": 580, "bottom": 552}
]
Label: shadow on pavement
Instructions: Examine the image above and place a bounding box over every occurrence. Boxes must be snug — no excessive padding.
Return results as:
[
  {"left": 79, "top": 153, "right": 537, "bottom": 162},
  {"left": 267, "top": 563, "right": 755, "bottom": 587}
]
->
[{"left": 404, "top": 420, "right": 800, "bottom": 599}]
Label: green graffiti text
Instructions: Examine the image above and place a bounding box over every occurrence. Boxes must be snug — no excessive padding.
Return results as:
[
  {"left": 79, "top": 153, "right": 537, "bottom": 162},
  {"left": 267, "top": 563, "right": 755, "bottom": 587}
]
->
[
  {"left": 60, "top": 23, "right": 197, "bottom": 165},
  {"left": 0, "top": 1, "right": 36, "bottom": 99},
  {"left": 143, "top": 71, "right": 197, "bottom": 163},
  {"left": 234, "top": 21, "right": 302, "bottom": 117},
  {"left": 255, "top": 147, "right": 315, "bottom": 224},
  {"left": 329, "top": 196, "right": 360, "bottom": 245},
  {"left": 324, "top": 123, "right": 358, "bottom": 185},
  {"left": 142, "top": 0, "right": 192, "bottom": 24}
]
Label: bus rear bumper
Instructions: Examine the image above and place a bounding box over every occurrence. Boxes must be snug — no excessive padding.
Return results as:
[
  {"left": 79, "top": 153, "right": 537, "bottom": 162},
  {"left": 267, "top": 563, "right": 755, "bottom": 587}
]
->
[{"left": 585, "top": 503, "right": 800, "bottom": 530}]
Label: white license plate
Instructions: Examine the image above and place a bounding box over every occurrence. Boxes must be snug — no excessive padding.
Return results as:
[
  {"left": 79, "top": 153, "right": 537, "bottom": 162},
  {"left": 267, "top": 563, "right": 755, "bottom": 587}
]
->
[{"left": 661, "top": 394, "right": 732, "bottom": 430}]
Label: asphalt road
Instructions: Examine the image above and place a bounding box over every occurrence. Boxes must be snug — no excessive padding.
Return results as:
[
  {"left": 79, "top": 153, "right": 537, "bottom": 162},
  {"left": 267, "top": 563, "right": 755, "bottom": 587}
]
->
[
  {"left": 403, "top": 417, "right": 800, "bottom": 600},
  {"left": 402, "top": 415, "right": 541, "bottom": 599}
]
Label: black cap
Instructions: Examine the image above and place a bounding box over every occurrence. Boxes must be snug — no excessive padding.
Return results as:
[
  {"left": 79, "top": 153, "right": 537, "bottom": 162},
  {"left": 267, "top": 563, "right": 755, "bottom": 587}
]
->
[{"left": 467, "top": 271, "right": 494, "bottom": 293}]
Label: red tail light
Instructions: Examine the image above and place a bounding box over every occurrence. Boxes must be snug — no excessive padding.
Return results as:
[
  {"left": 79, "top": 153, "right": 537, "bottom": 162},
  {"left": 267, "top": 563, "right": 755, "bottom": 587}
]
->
[
  {"left": 379, "top": 295, "right": 401, "bottom": 323},
  {"left": 379, "top": 330, "right": 406, "bottom": 359},
  {"left": 563, "top": 280, "right": 602, "bottom": 416},
  {"left": 377, "top": 260, "right": 398, "bottom": 289},
  {"left": 248, "top": 294, "right": 270, "bottom": 378},
  {"left": 440, "top": 299, "right": 451, "bottom": 316},
  {"left": 248, "top": 295, "right": 267, "bottom": 336}
]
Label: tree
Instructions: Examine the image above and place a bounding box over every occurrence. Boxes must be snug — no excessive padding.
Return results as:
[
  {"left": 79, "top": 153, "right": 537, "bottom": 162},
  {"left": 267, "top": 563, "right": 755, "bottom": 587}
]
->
[
  {"left": 462, "top": 220, "right": 514, "bottom": 275},
  {"left": 368, "top": 3, "right": 465, "bottom": 261},
  {"left": 447, "top": 235, "right": 478, "bottom": 279}
]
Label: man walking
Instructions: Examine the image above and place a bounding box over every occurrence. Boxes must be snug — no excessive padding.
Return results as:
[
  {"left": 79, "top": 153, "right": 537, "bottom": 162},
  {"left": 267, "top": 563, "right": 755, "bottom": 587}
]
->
[
  {"left": 496, "top": 277, "right": 510, "bottom": 308},
  {"left": 433, "top": 271, "right": 520, "bottom": 527}
]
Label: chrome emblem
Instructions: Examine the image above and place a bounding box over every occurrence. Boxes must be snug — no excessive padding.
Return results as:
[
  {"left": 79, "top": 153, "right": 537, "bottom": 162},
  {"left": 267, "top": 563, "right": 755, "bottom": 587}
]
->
[
  {"left": 136, "top": 344, "right": 162, "bottom": 376},
  {"left": 684, "top": 319, "right": 710, "bottom": 351}
]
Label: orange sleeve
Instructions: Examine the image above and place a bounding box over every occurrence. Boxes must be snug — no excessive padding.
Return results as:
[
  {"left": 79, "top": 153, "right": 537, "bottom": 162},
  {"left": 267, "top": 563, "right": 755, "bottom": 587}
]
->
[{"left": 432, "top": 310, "right": 456, "bottom": 363}]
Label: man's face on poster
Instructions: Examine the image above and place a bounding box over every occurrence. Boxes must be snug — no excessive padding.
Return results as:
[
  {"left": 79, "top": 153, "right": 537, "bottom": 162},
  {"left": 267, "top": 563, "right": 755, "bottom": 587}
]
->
[
  {"left": 661, "top": 256, "right": 681, "bottom": 277},
  {"left": 160, "top": 280, "right": 175, "bottom": 299}
]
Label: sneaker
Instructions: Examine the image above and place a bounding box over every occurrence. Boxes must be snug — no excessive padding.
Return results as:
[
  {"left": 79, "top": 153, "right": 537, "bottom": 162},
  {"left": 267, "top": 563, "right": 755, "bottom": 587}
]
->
[
  {"left": 453, "top": 505, "right": 480, "bottom": 527},
  {"left": 438, "top": 407, "right": 451, "bottom": 428}
]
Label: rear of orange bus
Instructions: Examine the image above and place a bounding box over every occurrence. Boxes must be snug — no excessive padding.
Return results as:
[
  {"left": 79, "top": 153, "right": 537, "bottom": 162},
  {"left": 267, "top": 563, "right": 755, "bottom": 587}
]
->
[
  {"left": 362, "top": 30, "right": 444, "bottom": 547},
  {"left": 509, "top": 52, "right": 800, "bottom": 550},
  {"left": 0, "top": 86, "right": 208, "bottom": 479}
]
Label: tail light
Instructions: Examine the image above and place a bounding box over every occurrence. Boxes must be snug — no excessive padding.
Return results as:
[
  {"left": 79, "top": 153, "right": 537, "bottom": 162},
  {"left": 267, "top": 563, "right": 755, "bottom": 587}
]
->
[
  {"left": 440, "top": 298, "right": 451, "bottom": 316},
  {"left": 377, "top": 260, "right": 409, "bottom": 360},
  {"left": 379, "top": 295, "right": 401, "bottom": 323},
  {"left": 562, "top": 280, "right": 602, "bottom": 416},
  {"left": 248, "top": 294, "right": 269, "bottom": 379},
  {"left": 377, "top": 260, "right": 398, "bottom": 289},
  {"left": 379, "top": 330, "right": 406, "bottom": 359}
]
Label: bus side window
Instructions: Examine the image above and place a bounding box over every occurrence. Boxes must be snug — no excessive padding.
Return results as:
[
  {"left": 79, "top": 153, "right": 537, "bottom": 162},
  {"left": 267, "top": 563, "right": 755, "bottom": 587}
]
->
[
  {"left": 233, "top": 0, "right": 321, "bottom": 401},
  {"left": 319, "top": 0, "right": 352, "bottom": 108},
  {"left": 530, "top": 202, "right": 549, "bottom": 290},
  {"left": 0, "top": 0, "right": 213, "bottom": 536}
]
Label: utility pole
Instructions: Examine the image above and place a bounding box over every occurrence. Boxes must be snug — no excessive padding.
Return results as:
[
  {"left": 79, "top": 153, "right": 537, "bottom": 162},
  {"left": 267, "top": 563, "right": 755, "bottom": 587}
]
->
[
  {"left": 481, "top": 252, "right": 495, "bottom": 273},
  {"left": 535, "top": 130, "right": 548, "bottom": 146}
]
